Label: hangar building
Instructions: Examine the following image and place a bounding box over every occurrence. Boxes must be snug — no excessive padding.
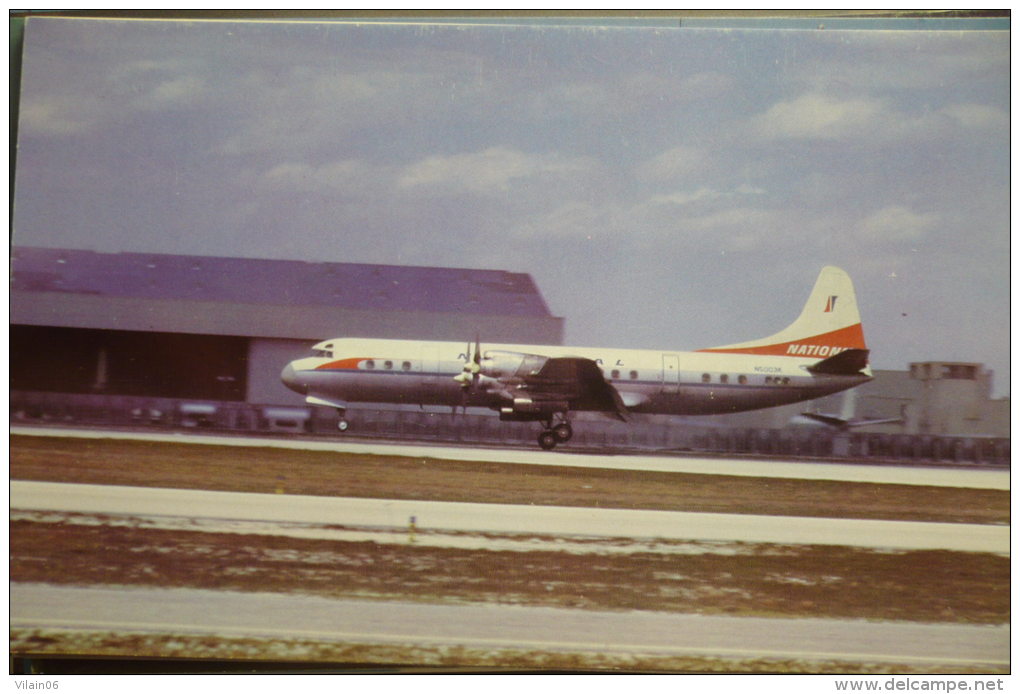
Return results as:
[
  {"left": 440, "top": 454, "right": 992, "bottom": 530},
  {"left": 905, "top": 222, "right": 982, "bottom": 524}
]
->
[{"left": 10, "top": 246, "right": 564, "bottom": 407}]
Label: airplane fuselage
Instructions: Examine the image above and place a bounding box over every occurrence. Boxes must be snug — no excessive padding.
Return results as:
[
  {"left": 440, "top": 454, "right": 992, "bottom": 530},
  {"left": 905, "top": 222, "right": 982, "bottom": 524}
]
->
[{"left": 282, "top": 337, "right": 871, "bottom": 417}]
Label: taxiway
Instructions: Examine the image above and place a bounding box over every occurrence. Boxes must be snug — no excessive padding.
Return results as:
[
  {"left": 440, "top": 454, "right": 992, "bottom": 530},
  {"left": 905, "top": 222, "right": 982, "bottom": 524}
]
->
[
  {"left": 11, "top": 583, "right": 1008, "bottom": 668},
  {"left": 11, "top": 480, "right": 1009, "bottom": 553}
]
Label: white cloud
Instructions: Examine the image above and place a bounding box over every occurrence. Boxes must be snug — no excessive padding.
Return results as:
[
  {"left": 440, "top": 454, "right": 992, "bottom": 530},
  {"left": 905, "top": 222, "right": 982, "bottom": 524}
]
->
[
  {"left": 749, "top": 93, "right": 886, "bottom": 141},
  {"left": 259, "top": 159, "right": 374, "bottom": 194},
  {"left": 940, "top": 103, "right": 1009, "bottom": 131},
  {"left": 137, "top": 75, "right": 207, "bottom": 110},
  {"left": 396, "top": 147, "right": 594, "bottom": 195},
  {"left": 19, "top": 94, "right": 109, "bottom": 136},
  {"left": 649, "top": 187, "right": 720, "bottom": 207},
  {"left": 635, "top": 146, "right": 708, "bottom": 182},
  {"left": 745, "top": 92, "right": 1004, "bottom": 149},
  {"left": 517, "top": 200, "right": 623, "bottom": 241},
  {"left": 858, "top": 205, "right": 938, "bottom": 243},
  {"left": 647, "top": 184, "right": 766, "bottom": 208}
]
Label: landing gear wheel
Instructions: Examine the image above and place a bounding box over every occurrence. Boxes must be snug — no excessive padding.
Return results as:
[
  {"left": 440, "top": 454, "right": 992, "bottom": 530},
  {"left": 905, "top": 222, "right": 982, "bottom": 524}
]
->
[
  {"left": 538, "top": 430, "right": 558, "bottom": 450},
  {"left": 553, "top": 422, "right": 573, "bottom": 442},
  {"left": 337, "top": 418, "right": 350, "bottom": 433}
]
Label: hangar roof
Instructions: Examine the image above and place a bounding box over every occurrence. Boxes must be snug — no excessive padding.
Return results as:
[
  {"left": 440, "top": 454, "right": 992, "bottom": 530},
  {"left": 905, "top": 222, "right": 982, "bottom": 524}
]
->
[{"left": 11, "top": 247, "right": 554, "bottom": 317}]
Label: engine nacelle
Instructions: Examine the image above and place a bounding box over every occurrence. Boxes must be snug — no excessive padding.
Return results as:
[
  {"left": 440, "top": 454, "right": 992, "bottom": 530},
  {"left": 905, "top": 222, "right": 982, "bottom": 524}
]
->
[{"left": 498, "top": 398, "right": 569, "bottom": 422}]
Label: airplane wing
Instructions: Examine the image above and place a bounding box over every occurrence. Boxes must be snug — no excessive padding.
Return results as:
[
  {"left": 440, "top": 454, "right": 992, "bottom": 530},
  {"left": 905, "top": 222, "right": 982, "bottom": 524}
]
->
[
  {"left": 797, "top": 412, "right": 905, "bottom": 429},
  {"left": 797, "top": 412, "right": 850, "bottom": 428},
  {"left": 522, "top": 357, "right": 630, "bottom": 422},
  {"left": 844, "top": 417, "right": 905, "bottom": 428}
]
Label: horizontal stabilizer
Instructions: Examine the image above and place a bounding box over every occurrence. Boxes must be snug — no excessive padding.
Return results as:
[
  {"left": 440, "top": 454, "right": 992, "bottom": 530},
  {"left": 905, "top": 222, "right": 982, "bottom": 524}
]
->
[
  {"left": 806, "top": 348, "right": 870, "bottom": 376},
  {"left": 798, "top": 412, "right": 849, "bottom": 427},
  {"left": 306, "top": 394, "right": 348, "bottom": 410},
  {"left": 797, "top": 412, "right": 905, "bottom": 429}
]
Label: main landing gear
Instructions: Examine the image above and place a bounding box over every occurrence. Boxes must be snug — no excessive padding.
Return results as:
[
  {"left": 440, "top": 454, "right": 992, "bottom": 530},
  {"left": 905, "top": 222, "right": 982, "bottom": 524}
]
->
[{"left": 537, "top": 417, "right": 573, "bottom": 450}]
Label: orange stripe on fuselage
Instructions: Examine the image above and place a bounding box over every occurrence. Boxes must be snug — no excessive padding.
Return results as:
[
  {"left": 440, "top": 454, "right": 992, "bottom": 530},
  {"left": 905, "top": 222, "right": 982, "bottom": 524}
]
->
[
  {"left": 697, "top": 323, "right": 867, "bottom": 357},
  {"left": 315, "top": 357, "right": 368, "bottom": 370}
]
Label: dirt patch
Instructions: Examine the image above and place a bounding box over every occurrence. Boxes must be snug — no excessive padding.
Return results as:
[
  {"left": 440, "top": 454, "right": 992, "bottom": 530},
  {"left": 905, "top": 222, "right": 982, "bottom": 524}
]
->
[
  {"left": 10, "top": 435, "right": 1010, "bottom": 524},
  {"left": 10, "top": 629, "right": 1007, "bottom": 674},
  {"left": 11, "top": 520, "right": 1009, "bottom": 624}
]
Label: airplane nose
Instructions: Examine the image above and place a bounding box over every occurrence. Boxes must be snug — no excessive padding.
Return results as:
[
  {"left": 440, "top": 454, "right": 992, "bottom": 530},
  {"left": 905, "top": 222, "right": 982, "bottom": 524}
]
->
[{"left": 281, "top": 363, "right": 305, "bottom": 394}]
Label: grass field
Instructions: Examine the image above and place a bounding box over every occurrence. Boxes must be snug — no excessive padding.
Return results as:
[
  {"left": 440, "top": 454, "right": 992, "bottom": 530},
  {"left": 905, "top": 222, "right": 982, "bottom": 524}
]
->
[
  {"left": 10, "top": 517, "right": 1009, "bottom": 624},
  {"left": 9, "top": 434, "right": 1010, "bottom": 524},
  {"left": 9, "top": 433, "right": 1010, "bottom": 671}
]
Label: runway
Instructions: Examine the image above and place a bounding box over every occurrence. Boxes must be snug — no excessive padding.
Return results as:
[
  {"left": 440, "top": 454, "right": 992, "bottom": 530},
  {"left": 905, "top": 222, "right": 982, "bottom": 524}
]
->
[
  {"left": 11, "top": 480, "right": 1009, "bottom": 553},
  {"left": 10, "top": 583, "right": 1009, "bottom": 668},
  {"left": 11, "top": 425, "right": 1009, "bottom": 490}
]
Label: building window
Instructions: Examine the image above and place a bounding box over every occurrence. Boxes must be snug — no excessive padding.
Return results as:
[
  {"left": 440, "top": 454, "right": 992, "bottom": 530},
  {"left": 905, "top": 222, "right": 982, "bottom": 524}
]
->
[{"left": 942, "top": 364, "right": 977, "bottom": 380}]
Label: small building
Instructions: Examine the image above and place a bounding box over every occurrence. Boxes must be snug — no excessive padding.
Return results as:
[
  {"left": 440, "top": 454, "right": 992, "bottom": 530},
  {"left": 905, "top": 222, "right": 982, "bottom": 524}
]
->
[{"left": 904, "top": 361, "right": 1009, "bottom": 437}]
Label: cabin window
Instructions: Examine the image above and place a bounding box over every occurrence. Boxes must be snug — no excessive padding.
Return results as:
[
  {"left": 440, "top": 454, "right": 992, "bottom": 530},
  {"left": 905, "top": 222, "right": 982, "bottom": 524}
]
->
[
  {"left": 720, "top": 374, "right": 729, "bottom": 384},
  {"left": 402, "top": 361, "right": 412, "bottom": 371},
  {"left": 782, "top": 377, "right": 790, "bottom": 385},
  {"left": 384, "top": 360, "right": 393, "bottom": 370},
  {"left": 738, "top": 375, "right": 747, "bottom": 385},
  {"left": 702, "top": 373, "right": 711, "bottom": 383},
  {"left": 364, "top": 359, "right": 375, "bottom": 370},
  {"left": 629, "top": 370, "right": 639, "bottom": 380},
  {"left": 765, "top": 376, "right": 773, "bottom": 384},
  {"left": 611, "top": 369, "right": 621, "bottom": 380}
]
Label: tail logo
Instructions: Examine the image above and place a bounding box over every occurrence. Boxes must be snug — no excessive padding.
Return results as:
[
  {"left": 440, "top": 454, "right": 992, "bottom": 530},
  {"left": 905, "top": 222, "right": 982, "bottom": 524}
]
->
[{"left": 824, "top": 296, "right": 838, "bottom": 313}]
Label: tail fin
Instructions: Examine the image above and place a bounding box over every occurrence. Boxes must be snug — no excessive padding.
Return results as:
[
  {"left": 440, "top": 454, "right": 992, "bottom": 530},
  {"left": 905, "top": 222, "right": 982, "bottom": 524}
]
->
[{"left": 699, "top": 266, "right": 867, "bottom": 358}]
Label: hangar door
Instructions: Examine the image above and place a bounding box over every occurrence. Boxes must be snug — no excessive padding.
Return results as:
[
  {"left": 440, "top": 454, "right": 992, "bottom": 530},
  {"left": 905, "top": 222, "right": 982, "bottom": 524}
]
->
[{"left": 10, "top": 325, "right": 248, "bottom": 401}]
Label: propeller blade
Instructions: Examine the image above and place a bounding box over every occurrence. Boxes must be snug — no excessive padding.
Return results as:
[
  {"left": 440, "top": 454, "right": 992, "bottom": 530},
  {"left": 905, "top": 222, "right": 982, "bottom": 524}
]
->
[
  {"left": 455, "top": 335, "right": 483, "bottom": 389},
  {"left": 472, "top": 334, "right": 481, "bottom": 387}
]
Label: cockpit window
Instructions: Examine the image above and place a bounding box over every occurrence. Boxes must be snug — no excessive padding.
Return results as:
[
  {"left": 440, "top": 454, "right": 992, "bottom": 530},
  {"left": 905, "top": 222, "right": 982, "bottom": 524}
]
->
[{"left": 312, "top": 348, "right": 333, "bottom": 358}]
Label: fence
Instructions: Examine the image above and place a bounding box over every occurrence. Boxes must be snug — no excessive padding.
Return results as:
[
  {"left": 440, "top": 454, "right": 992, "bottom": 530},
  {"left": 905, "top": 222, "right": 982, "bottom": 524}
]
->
[{"left": 10, "top": 390, "right": 1010, "bottom": 467}]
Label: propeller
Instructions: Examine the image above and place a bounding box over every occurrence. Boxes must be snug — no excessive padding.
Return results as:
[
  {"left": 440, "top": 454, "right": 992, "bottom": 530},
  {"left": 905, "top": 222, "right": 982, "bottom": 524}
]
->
[{"left": 453, "top": 335, "right": 482, "bottom": 415}]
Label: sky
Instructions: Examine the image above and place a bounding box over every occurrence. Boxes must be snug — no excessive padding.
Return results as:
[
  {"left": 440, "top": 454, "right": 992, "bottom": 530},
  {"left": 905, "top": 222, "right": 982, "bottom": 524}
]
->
[{"left": 12, "top": 15, "right": 1011, "bottom": 395}]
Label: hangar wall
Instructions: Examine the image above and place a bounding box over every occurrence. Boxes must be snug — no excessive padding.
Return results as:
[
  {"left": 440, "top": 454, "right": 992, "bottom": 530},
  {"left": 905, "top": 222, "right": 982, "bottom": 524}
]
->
[
  {"left": 248, "top": 338, "right": 313, "bottom": 405},
  {"left": 10, "top": 291, "right": 565, "bottom": 344}
]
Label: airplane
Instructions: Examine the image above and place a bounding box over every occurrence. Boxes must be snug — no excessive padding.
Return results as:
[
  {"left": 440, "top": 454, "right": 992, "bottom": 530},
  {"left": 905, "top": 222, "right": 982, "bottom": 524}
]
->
[
  {"left": 281, "top": 266, "right": 873, "bottom": 450},
  {"left": 791, "top": 387, "right": 905, "bottom": 430},
  {"left": 793, "top": 411, "right": 904, "bottom": 430}
]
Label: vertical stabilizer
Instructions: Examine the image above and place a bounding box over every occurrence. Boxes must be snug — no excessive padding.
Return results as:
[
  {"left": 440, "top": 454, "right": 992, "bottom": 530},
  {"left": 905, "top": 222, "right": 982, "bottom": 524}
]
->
[{"left": 700, "top": 266, "right": 867, "bottom": 357}]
